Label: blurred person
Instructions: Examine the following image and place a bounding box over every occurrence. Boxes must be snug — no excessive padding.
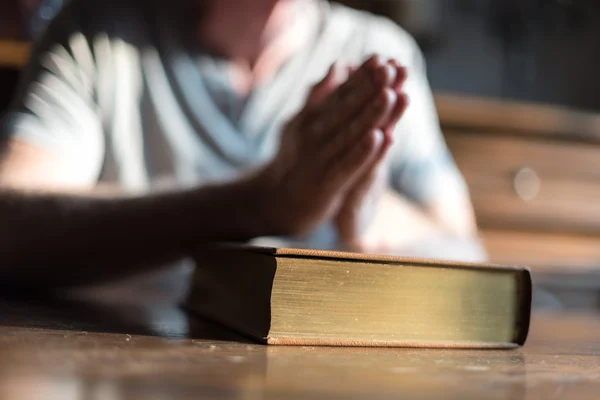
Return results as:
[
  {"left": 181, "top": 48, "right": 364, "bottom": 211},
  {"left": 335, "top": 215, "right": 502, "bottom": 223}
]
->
[{"left": 0, "top": 0, "right": 485, "bottom": 291}]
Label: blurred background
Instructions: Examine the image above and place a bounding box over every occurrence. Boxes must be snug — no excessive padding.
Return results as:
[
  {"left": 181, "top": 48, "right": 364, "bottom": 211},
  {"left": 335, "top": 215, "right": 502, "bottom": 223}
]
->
[{"left": 1, "top": 0, "right": 600, "bottom": 311}]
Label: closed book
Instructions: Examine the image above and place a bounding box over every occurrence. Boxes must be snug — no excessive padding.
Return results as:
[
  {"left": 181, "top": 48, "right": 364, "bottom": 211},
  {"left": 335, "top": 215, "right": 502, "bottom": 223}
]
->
[{"left": 187, "top": 245, "right": 531, "bottom": 348}]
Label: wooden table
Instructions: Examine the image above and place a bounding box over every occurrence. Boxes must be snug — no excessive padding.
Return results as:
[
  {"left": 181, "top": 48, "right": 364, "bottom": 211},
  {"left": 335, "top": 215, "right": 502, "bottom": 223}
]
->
[
  {"left": 0, "top": 40, "right": 30, "bottom": 69},
  {"left": 0, "top": 295, "right": 598, "bottom": 400}
]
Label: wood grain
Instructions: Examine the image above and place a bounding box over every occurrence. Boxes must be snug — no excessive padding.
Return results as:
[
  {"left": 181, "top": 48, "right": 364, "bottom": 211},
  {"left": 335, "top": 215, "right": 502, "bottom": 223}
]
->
[
  {"left": 0, "top": 296, "right": 598, "bottom": 400},
  {"left": 435, "top": 92, "right": 600, "bottom": 143},
  {"left": 438, "top": 93, "right": 600, "bottom": 277},
  {"left": 0, "top": 40, "right": 29, "bottom": 69},
  {"left": 446, "top": 131, "right": 600, "bottom": 234},
  {"left": 480, "top": 229, "right": 600, "bottom": 271}
]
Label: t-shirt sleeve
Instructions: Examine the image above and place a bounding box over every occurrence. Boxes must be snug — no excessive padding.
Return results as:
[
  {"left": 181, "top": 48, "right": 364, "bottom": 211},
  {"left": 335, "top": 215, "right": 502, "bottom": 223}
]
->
[
  {"left": 0, "top": 1, "right": 106, "bottom": 183},
  {"left": 363, "top": 17, "right": 470, "bottom": 209}
]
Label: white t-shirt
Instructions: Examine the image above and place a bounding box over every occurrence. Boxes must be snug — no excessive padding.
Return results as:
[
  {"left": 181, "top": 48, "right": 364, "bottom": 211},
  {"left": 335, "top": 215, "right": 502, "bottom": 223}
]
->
[{"left": 1, "top": 0, "right": 469, "bottom": 252}]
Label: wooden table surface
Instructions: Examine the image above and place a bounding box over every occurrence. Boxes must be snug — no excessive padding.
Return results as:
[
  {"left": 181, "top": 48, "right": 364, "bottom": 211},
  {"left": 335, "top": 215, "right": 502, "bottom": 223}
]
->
[{"left": 0, "top": 294, "right": 598, "bottom": 400}]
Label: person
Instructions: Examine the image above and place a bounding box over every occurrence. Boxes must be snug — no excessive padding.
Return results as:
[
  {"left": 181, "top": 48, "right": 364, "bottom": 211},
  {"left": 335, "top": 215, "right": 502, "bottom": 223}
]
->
[{"left": 0, "top": 0, "right": 485, "bottom": 291}]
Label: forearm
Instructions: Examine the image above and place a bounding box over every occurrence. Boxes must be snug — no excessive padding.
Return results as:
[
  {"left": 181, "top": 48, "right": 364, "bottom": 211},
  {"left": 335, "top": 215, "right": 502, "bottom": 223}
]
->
[
  {"left": 390, "top": 235, "right": 487, "bottom": 263},
  {"left": 0, "top": 173, "right": 270, "bottom": 288},
  {"left": 358, "top": 190, "right": 487, "bottom": 262}
]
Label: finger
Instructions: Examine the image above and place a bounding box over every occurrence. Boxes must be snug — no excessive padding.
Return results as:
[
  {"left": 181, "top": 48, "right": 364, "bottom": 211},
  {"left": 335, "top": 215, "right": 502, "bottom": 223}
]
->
[
  {"left": 340, "top": 88, "right": 396, "bottom": 165},
  {"left": 363, "top": 87, "right": 397, "bottom": 132},
  {"left": 303, "top": 62, "right": 355, "bottom": 117},
  {"left": 389, "top": 60, "right": 407, "bottom": 92},
  {"left": 341, "top": 63, "right": 395, "bottom": 112},
  {"left": 381, "top": 92, "right": 409, "bottom": 133},
  {"left": 356, "top": 124, "right": 394, "bottom": 190},
  {"left": 340, "top": 65, "right": 352, "bottom": 81},
  {"left": 347, "top": 141, "right": 389, "bottom": 204},
  {"left": 308, "top": 63, "right": 394, "bottom": 137},
  {"left": 346, "top": 87, "right": 396, "bottom": 144},
  {"left": 318, "top": 55, "right": 389, "bottom": 114},
  {"left": 345, "top": 66, "right": 358, "bottom": 83},
  {"left": 307, "top": 63, "right": 340, "bottom": 106},
  {"left": 373, "top": 127, "right": 394, "bottom": 165},
  {"left": 331, "top": 129, "right": 384, "bottom": 191},
  {"left": 322, "top": 87, "right": 394, "bottom": 167},
  {"left": 328, "top": 129, "right": 385, "bottom": 192}
]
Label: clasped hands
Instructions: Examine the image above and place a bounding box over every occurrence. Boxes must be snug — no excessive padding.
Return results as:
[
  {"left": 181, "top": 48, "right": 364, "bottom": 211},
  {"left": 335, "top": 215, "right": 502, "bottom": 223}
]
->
[{"left": 260, "top": 55, "right": 409, "bottom": 251}]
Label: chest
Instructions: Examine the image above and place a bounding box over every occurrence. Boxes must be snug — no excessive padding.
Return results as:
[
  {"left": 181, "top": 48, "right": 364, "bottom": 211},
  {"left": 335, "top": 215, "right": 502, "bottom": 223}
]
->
[{"left": 100, "top": 45, "right": 336, "bottom": 189}]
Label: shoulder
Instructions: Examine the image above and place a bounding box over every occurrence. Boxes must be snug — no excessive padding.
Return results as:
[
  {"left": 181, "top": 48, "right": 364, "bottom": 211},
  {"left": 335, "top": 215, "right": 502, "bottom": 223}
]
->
[
  {"left": 16, "top": 0, "right": 157, "bottom": 103},
  {"left": 326, "top": 3, "right": 422, "bottom": 64}
]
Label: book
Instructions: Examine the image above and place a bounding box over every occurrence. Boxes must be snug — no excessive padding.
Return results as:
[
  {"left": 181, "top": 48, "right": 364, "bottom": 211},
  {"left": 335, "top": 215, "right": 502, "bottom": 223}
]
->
[{"left": 187, "top": 245, "right": 531, "bottom": 348}]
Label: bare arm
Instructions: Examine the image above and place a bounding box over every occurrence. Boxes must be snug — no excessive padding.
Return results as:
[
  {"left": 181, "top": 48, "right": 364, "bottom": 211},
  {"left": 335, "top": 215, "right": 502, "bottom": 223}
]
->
[
  {"left": 0, "top": 140, "right": 274, "bottom": 289},
  {"left": 358, "top": 189, "right": 486, "bottom": 262},
  {"left": 0, "top": 56, "right": 399, "bottom": 289}
]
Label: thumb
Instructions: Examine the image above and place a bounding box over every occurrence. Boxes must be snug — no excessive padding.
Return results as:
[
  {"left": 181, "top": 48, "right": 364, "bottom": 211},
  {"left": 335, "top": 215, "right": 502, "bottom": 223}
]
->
[{"left": 307, "top": 63, "right": 345, "bottom": 106}]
